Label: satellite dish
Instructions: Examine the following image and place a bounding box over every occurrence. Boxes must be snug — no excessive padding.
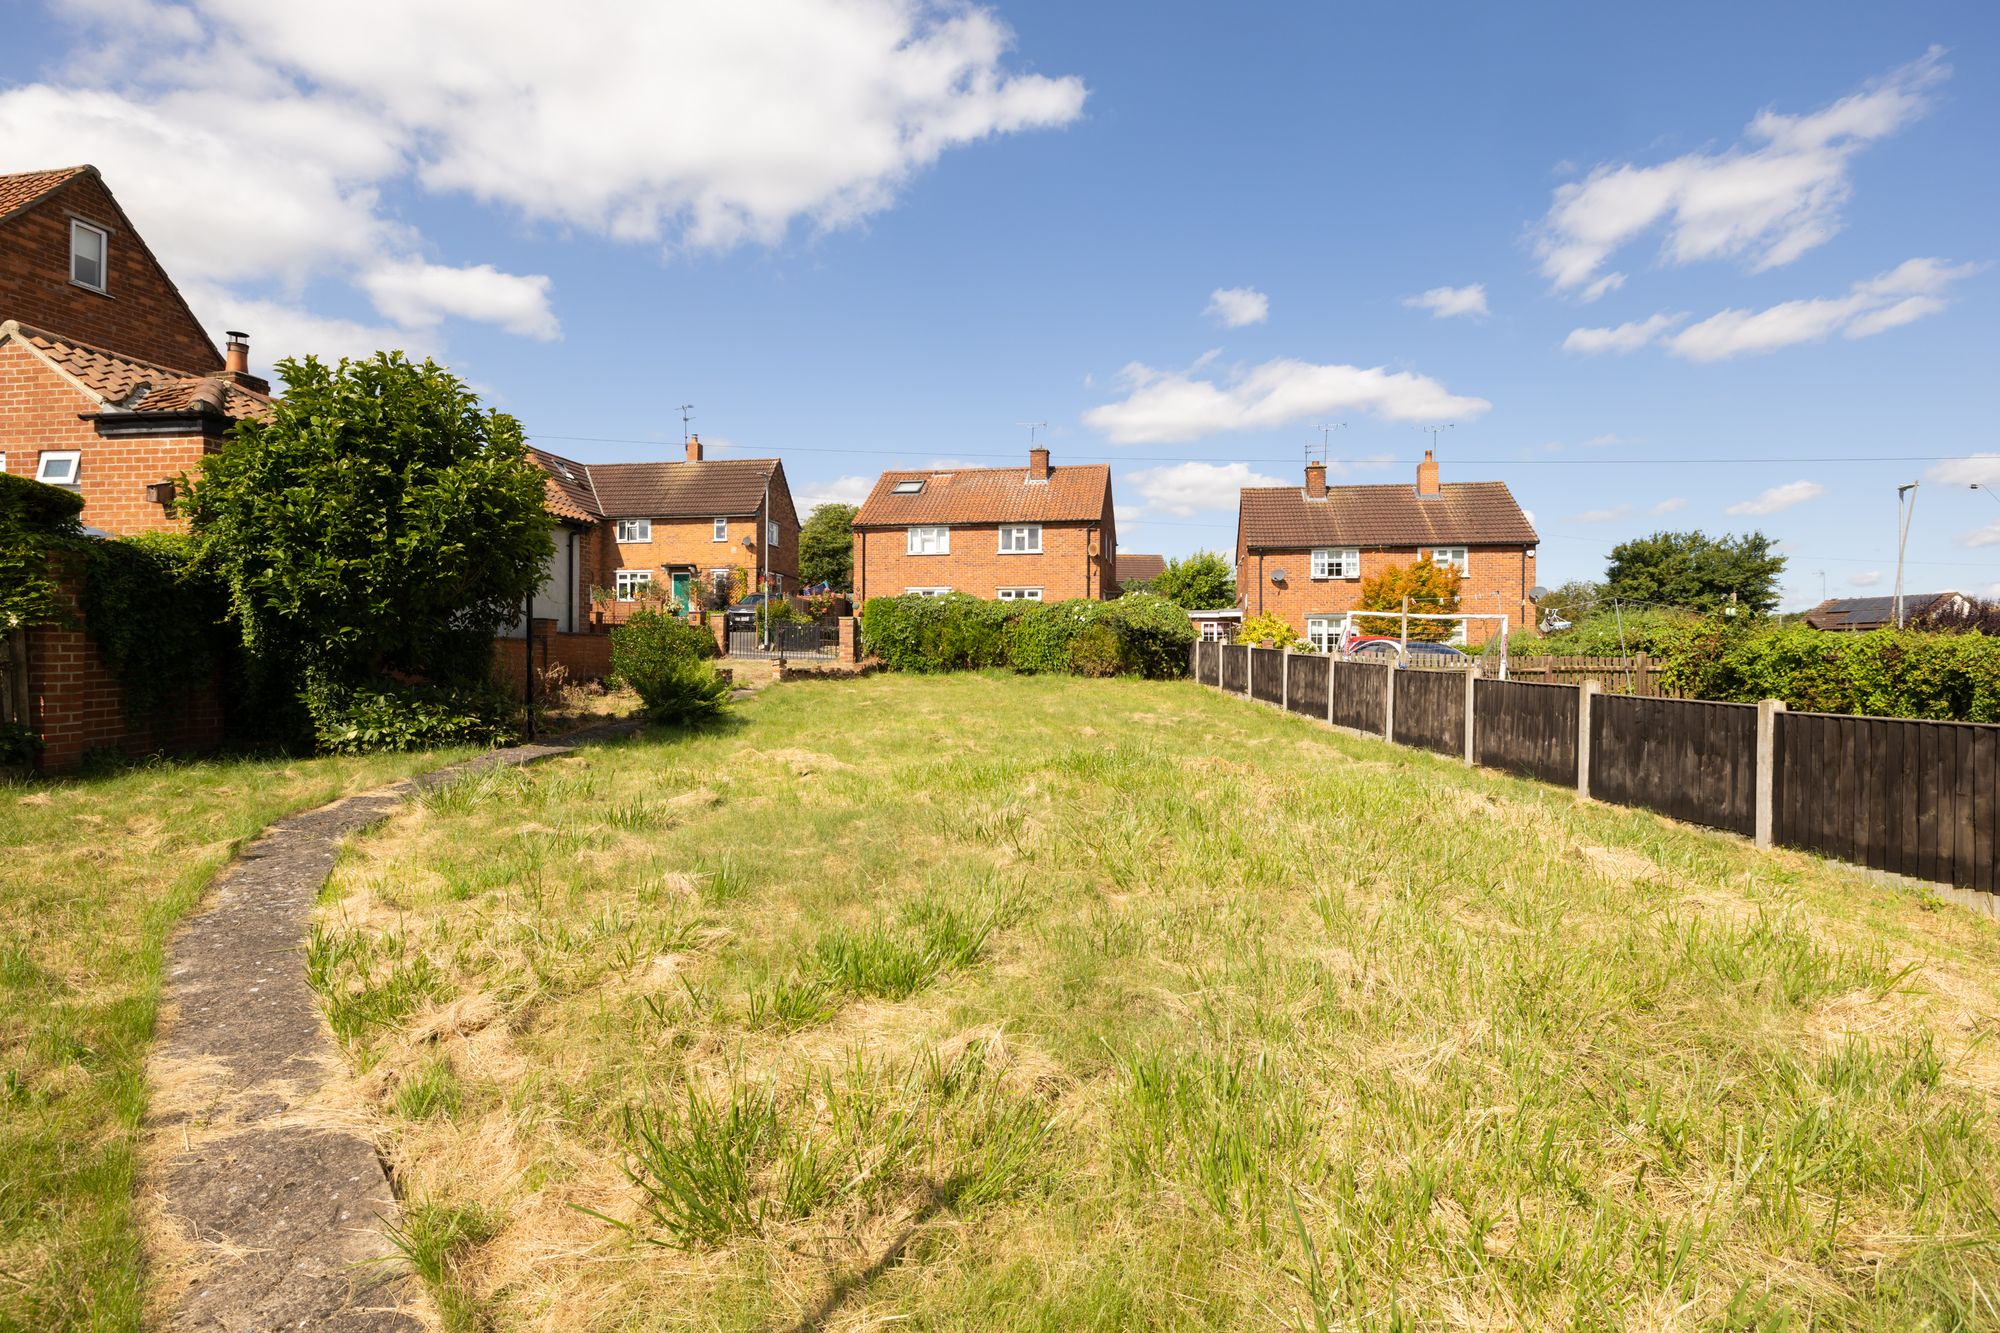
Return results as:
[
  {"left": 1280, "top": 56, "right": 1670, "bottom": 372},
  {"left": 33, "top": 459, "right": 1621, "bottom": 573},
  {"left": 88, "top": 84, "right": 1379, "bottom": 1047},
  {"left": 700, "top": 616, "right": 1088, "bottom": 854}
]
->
[
  {"left": 1270, "top": 567, "right": 1289, "bottom": 583},
  {"left": 1529, "top": 585, "right": 1549, "bottom": 600}
]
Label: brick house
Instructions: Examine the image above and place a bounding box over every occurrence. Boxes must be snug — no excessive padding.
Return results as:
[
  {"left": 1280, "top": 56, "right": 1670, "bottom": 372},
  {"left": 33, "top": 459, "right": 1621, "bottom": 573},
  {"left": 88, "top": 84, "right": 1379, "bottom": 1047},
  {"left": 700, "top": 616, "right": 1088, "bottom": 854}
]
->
[
  {"left": 850, "top": 447, "right": 1117, "bottom": 604},
  {"left": 1235, "top": 450, "right": 1538, "bottom": 647},
  {"left": 525, "top": 434, "right": 801, "bottom": 628},
  {"left": 0, "top": 165, "right": 271, "bottom": 534},
  {"left": 1117, "top": 552, "right": 1166, "bottom": 587}
]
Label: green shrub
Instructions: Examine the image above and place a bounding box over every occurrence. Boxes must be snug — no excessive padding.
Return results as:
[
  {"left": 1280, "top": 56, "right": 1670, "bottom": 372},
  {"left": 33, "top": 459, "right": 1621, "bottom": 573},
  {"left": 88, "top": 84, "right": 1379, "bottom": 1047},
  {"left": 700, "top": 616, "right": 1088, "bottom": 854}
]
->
[
  {"left": 0, "top": 472, "right": 85, "bottom": 632},
  {"left": 1509, "top": 607, "right": 1701, "bottom": 659},
  {"left": 80, "top": 532, "right": 232, "bottom": 717},
  {"left": 1096, "top": 593, "right": 1198, "bottom": 679},
  {"left": 611, "top": 610, "right": 732, "bottom": 723},
  {"left": 1234, "top": 612, "right": 1302, "bottom": 649},
  {"left": 1003, "top": 599, "right": 1097, "bottom": 673},
  {"left": 303, "top": 677, "right": 519, "bottom": 754},
  {"left": 1657, "top": 621, "right": 2000, "bottom": 721},
  {"left": 860, "top": 594, "right": 1010, "bottom": 672},
  {"left": 0, "top": 722, "right": 43, "bottom": 769},
  {"left": 1067, "top": 622, "right": 1127, "bottom": 677}
]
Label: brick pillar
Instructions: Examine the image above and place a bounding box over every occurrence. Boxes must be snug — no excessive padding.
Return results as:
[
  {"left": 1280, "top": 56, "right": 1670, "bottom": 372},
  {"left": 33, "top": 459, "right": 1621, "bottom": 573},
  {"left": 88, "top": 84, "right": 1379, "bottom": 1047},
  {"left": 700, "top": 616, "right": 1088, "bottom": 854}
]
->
[{"left": 838, "top": 616, "right": 860, "bottom": 664}]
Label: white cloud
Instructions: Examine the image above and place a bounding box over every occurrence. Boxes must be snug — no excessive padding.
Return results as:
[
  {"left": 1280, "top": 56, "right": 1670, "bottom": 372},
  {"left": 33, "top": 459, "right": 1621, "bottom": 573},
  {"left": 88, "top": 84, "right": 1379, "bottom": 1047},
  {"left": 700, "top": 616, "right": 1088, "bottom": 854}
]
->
[
  {"left": 1962, "top": 522, "right": 2000, "bottom": 549},
  {"left": 1726, "top": 480, "right": 1825, "bottom": 515},
  {"left": 181, "top": 282, "right": 432, "bottom": 378},
  {"left": 1534, "top": 48, "right": 1947, "bottom": 294},
  {"left": 360, "top": 261, "right": 559, "bottom": 340},
  {"left": 1651, "top": 496, "right": 1688, "bottom": 515},
  {"left": 1570, "top": 504, "right": 1633, "bottom": 523},
  {"left": 1583, "top": 433, "right": 1634, "bottom": 447},
  {"left": 1579, "top": 273, "right": 1625, "bottom": 303},
  {"left": 1205, "top": 287, "right": 1269, "bottom": 328},
  {"left": 1562, "top": 312, "right": 1686, "bottom": 354},
  {"left": 1665, "top": 258, "right": 1979, "bottom": 361},
  {"left": 796, "top": 475, "right": 876, "bottom": 512},
  {"left": 1848, "top": 570, "right": 1883, "bottom": 587},
  {"left": 2, "top": 0, "right": 1083, "bottom": 353},
  {"left": 1083, "top": 356, "right": 1489, "bottom": 444},
  {"left": 1927, "top": 454, "right": 2000, "bottom": 486},
  {"left": 1127, "top": 461, "right": 1287, "bottom": 517},
  {"left": 1403, "top": 283, "right": 1488, "bottom": 319}
]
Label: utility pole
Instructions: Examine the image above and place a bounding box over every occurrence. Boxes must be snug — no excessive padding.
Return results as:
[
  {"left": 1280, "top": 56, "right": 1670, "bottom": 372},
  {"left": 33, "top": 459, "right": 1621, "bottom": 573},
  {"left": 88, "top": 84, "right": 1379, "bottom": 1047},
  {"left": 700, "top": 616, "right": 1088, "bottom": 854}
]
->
[{"left": 1894, "top": 482, "right": 1919, "bottom": 628}]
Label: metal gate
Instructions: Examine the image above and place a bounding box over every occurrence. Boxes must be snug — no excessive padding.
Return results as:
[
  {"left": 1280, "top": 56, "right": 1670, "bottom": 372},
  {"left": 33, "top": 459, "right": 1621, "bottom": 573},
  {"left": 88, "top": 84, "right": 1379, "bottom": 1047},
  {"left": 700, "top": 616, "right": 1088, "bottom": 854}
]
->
[
  {"left": 727, "top": 623, "right": 838, "bottom": 660},
  {"left": 0, "top": 630, "right": 26, "bottom": 728}
]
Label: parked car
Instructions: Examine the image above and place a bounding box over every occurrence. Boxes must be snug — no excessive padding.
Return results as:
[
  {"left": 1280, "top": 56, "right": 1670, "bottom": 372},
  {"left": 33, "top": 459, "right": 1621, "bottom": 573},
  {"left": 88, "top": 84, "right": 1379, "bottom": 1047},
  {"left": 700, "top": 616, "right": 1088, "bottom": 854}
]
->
[{"left": 1346, "top": 638, "right": 1470, "bottom": 667}]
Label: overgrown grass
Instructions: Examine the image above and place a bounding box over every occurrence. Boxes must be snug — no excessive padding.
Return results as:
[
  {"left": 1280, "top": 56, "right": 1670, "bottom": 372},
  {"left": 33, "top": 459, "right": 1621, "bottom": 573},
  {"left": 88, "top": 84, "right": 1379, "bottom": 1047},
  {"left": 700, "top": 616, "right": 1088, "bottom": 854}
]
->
[
  {"left": 0, "top": 747, "right": 473, "bottom": 1332},
  {"left": 315, "top": 673, "right": 2000, "bottom": 1329}
]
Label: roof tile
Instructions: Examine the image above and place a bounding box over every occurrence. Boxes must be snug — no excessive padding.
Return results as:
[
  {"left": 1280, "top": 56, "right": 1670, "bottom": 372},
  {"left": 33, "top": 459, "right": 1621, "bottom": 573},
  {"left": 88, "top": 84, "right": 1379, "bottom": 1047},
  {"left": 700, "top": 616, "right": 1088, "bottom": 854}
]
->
[
  {"left": 4, "top": 322, "right": 272, "bottom": 421},
  {"left": 0, "top": 166, "right": 87, "bottom": 224},
  {"left": 854, "top": 464, "right": 1111, "bottom": 526},
  {"left": 1239, "top": 480, "right": 1537, "bottom": 549},
  {"left": 526, "top": 450, "right": 782, "bottom": 521},
  {"left": 1118, "top": 553, "right": 1166, "bottom": 583}
]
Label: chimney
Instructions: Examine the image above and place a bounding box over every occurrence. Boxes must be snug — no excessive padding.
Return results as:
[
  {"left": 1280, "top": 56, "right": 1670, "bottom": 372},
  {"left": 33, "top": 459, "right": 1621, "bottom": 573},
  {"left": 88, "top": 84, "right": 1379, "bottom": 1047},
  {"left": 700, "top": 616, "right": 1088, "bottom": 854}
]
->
[
  {"left": 1416, "top": 448, "right": 1440, "bottom": 496},
  {"left": 1304, "top": 460, "right": 1327, "bottom": 499},
  {"left": 686, "top": 432, "right": 703, "bottom": 463},
  {"left": 219, "top": 330, "right": 270, "bottom": 394},
  {"left": 1029, "top": 446, "right": 1050, "bottom": 481}
]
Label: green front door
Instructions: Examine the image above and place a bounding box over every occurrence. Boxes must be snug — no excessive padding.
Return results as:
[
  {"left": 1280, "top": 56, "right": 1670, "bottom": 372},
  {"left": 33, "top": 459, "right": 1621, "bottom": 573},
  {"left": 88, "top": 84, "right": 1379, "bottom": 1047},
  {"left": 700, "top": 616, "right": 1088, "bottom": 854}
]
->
[{"left": 671, "top": 572, "right": 690, "bottom": 609}]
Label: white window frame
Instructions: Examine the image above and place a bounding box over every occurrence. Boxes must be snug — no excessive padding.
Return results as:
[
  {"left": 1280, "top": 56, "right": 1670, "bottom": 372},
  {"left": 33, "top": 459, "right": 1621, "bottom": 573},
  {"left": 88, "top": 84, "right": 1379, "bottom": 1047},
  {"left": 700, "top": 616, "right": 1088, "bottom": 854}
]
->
[
  {"left": 905, "top": 586, "right": 952, "bottom": 597},
  {"left": 69, "top": 220, "right": 108, "bottom": 292},
  {"left": 1311, "top": 546, "right": 1360, "bottom": 579},
  {"left": 36, "top": 450, "right": 81, "bottom": 487},
  {"left": 892, "top": 479, "right": 925, "bottom": 494},
  {"left": 1200, "top": 620, "right": 1228, "bottom": 642},
  {"left": 614, "top": 518, "right": 652, "bottom": 544},
  {"left": 907, "top": 526, "right": 950, "bottom": 556},
  {"left": 995, "top": 587, "right": 1043, "bottom": 602},
  {"left": 614, "top": 569, "right": 653, "bottom": 602},
  {"left": 767, "top": 519, "right": 779, "bottom": 547},
  {"left": 712, "top": 517, "right": 728, "bottom": 542},
  {"left": 998, "top": 524, "right": 1042, "bottom": 554},
  {"left": 1427, "top": 546, "right": 1470, "bottom": 575},
  {"left": 1305, "top": 616, "right": 1340, "bottom": 653}
]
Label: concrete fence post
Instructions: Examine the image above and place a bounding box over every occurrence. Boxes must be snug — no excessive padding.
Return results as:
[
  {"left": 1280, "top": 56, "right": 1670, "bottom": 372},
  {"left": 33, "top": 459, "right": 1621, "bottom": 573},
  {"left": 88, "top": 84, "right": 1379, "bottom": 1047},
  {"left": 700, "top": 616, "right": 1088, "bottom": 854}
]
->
[
  {"left": 1576, "top": 680, "right": 1600, "bottom": 798},
  {"left": 1281, "top": 649, "right": 1291, "bottom": 712},
  {"left": 1462, "top": 668, "right": 1476, "bottom": 766},
  {"left": 1382, "top": 663, "right": 1397, "bottom": 741},
  {"left": 1755, "top": 698, "right": 1785, "bottom": 849}
]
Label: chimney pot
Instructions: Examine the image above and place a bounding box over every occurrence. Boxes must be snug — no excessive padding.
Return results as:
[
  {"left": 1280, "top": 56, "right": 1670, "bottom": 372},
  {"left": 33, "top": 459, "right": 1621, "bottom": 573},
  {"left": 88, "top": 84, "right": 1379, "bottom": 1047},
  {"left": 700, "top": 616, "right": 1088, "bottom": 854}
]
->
[
  {"left": 1029, "top": 446, "right": 1050, "bottom": 481},
  {"left": 224, "top": 331, "right": 249, "bottom": 376},
  {"left": 1304, "top": 461, "right": 1327, "bottom": 499},
  {"left": 686, "top": 432, "right": 703, "bottom": 463},
  {"left": 1416, "top": 448, "right": 1441, "bottom": 497}
]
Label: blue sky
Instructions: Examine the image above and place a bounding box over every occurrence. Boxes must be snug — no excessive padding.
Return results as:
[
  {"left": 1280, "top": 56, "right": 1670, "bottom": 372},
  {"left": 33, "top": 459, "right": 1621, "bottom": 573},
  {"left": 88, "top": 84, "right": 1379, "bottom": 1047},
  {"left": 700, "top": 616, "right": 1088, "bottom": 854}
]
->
[{"left": 4, "top": 1, "right": 1996, "bottom": 607}]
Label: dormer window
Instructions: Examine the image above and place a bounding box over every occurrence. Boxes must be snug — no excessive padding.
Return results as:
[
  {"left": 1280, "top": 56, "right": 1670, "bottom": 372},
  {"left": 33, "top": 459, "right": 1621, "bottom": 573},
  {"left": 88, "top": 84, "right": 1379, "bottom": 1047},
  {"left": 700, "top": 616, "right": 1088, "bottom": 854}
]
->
[
  {"left": 892, "top": 479, "right": 925, "bottom": 494},
  {"left": 70, "top": 221, "right": 107, "bottom": 291}
]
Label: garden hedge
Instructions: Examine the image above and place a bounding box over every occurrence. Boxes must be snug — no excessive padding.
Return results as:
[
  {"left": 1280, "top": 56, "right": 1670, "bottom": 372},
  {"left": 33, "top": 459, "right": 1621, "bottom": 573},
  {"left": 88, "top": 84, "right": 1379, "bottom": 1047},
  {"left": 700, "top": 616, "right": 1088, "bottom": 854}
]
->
[{"left": 859, "top": 592, "right": 1195, "bottom": 679}]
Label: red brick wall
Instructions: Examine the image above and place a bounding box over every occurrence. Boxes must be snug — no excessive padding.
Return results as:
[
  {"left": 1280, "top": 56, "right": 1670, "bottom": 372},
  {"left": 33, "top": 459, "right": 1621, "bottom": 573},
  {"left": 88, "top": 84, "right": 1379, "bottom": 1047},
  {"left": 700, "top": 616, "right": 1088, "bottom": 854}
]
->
[
  {"left": 852, "top": 521, "right": 1114, "bottom": 603},
  {"left": 25, "top": 576, "right": 226, "bottom": 773},
  {"left": 493, "top": 624, "right": 616, "bottom": 693},
  {"left": 1236, "top": 544, "right": 1538, "bottom": 644},
  {"left": 0, "top": 171, "right": 222, "bottom": 373},
  {"left": 0, "top": 340, "right": 209, "bottom": 536}
]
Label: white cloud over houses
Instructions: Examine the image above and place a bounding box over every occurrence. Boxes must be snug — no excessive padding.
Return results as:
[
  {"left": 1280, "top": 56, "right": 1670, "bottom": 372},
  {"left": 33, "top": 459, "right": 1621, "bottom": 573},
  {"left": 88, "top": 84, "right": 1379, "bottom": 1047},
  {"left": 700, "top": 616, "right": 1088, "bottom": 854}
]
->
[
  {"left": 1534, "top": 48, "right": 1947, "bottom": 295},
  {"left": 1726, "top": 480, "right": 1825, "bottom": 515},
  {"left": 1848, "top": 570, "right": 1883, "bottom": 587},
  {"left": 1562, "top": 313, "right": 1686, "bottom": 354},
  {"left": 1127, "top": 461, "right": 1286, "bottom": 517},
  {"left": 1083, "top": 356, "right": 1490, "bottom": 444},
  {"left": 1403, "top": 284, "right": 1488, "bottom": 319},
  {"left": 1570, "top": 504, "right": 1633, "bottom": 523},
  {"left": 1926, "top": 453, "right": 2000, "bottom": 486},
  {"left": 1205, "top": 287, "right": 1269, "bottom": 327},
  {"left": 795, "top": 475, "right": 877, "bottom": 512},
  {"left": 1961, "top": 521, "right": 2000, "bottom": 549},
  {"left": 1564, "top": 258, "right": 1979, "bottom": 361},
  {"left": 0, "top": 0, "right": 1083, "bottom": 360}
]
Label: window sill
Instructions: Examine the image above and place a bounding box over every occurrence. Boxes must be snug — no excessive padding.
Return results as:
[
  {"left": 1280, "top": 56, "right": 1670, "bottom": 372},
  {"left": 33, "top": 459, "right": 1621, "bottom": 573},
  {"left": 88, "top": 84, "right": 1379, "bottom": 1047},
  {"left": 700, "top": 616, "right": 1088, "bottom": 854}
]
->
[{"left": 68, "top": 280, "right": 113, "bottom": 299}]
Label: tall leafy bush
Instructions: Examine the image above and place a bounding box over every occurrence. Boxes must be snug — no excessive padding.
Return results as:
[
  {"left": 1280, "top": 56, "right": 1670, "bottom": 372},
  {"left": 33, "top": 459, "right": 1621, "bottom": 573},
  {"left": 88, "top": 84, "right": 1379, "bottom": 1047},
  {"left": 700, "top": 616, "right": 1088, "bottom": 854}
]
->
[
  {"left": 612, "top": 610, "right": 732, "bottom": 723},
  {"left": 860, "top": 592, "right": 1194, "bottom": 679}
]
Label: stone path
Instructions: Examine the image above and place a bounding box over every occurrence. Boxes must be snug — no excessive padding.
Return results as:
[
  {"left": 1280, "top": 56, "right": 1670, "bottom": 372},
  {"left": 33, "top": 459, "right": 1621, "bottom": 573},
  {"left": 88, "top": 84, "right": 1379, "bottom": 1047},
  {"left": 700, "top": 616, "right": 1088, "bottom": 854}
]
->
[{"left": 142, "top": 721, "right": 642, "bottom": 1331}]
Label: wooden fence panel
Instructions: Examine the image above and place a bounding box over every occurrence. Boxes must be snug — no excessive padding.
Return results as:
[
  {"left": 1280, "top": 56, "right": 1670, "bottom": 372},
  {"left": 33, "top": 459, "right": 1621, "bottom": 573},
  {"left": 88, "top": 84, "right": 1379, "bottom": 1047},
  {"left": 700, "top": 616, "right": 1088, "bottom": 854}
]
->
[
  {"left": 1590, "top": 695, "right": 1756, "bottom": 835},
  {"left": 1503, "top": 654, "right": 1662, "bottom": 696},
  {"left": 1775, "top": 712, "right": 1999, "bottom": 893},
  {"left": 1249, "top": 647, "right": 1285, "bottom": 705},
  {"left": 1286, "top": 653, "right": 1329, "bottom": 720},
  {"left": 1392, "top": 668, "right": 1466, "bottom": 757},
  {"left": 1194, "top": 640, "right": 1220, "bottom": 685},
  {"left": 1327, "top": 660, "right": 1387, "bottom": 734},
  {"left": 1474, "top": 678, "right": 1579, "bottom": 786},
  {"left": 1220, "top": 645, "right": 1249, "bottom": 694}
]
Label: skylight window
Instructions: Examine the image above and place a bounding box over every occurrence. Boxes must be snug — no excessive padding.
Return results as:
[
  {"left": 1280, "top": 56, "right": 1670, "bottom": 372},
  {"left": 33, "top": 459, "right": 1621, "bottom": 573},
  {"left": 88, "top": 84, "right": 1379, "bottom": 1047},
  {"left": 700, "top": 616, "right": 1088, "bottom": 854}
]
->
[{"left": 892, "top": 479, "right": 925, "bottom": 494}]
